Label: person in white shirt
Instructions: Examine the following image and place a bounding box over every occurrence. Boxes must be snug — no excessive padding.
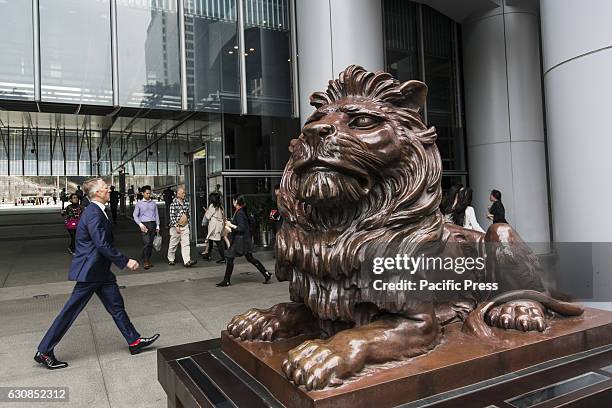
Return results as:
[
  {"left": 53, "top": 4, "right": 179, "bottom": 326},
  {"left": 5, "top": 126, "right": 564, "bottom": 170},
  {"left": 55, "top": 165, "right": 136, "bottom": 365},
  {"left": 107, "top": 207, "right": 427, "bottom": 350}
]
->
[{"left": 451, "top": 187, "right": 485, "bottom": 233}]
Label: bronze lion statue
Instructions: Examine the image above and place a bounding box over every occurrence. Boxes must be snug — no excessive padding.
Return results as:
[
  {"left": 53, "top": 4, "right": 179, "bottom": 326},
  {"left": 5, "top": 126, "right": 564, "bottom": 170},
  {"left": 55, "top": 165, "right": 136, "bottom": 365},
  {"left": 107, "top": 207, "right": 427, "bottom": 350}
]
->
[{"left": 226, "top": 65, "right": 583, "bottom": 390}]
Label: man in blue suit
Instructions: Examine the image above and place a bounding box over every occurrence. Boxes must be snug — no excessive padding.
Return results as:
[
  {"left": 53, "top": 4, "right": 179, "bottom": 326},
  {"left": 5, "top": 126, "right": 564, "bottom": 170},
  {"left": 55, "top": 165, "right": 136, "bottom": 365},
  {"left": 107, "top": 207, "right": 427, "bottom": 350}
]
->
[{"left": 35, "top": 178, "right": 160, "bottom": 370}]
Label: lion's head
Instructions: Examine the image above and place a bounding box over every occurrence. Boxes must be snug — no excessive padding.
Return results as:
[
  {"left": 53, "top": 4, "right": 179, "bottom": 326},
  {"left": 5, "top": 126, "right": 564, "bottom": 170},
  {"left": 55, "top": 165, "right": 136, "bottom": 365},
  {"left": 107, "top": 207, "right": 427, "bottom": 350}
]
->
[{"left": 275, "top": 65, "right": 444, "bottom": 322}]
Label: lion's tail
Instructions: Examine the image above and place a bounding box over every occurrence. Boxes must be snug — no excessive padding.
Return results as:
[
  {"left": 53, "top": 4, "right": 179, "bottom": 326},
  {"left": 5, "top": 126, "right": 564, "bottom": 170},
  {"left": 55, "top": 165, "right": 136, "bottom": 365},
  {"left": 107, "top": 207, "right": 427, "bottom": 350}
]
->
[{"left": 462, "top": 290, "right": 584, "bottom": 338}]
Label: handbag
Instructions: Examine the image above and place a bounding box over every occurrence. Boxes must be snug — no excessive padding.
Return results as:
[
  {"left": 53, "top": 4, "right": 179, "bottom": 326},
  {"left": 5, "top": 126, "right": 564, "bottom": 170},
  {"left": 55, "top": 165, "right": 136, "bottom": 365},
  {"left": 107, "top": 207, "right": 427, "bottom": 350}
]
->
[
  {"left": 201, "top": 215, "right": 209, "bottom": 228},
  {"left": 153, "top": 233, "right": 162, "bottom": 252},
  {"left": 65, "top": 218, "right": 79, "bottom": 230},
  {"left": 177, "top": 213, "right": 189, "bottom": 227}
]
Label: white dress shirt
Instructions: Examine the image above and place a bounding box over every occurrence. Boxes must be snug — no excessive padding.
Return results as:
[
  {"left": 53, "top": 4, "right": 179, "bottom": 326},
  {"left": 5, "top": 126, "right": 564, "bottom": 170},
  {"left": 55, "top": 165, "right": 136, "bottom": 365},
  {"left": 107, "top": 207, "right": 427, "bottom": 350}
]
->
[{"left": 92, "top": 200, "right": 109, "bottom": 220}]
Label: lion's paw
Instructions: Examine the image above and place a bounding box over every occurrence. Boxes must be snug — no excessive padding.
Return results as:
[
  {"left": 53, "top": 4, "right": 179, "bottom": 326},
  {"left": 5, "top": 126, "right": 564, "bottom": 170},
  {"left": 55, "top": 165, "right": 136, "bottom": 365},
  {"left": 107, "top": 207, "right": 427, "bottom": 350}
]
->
[
  {"left": 282, "top": 339, "right": 357, "bottom": 390},
  {"left": 486, "top": 300, "right": 546, "bottom": 332},
  {"left": 227, "top": 308, "right": 280, "bottom": 341}
]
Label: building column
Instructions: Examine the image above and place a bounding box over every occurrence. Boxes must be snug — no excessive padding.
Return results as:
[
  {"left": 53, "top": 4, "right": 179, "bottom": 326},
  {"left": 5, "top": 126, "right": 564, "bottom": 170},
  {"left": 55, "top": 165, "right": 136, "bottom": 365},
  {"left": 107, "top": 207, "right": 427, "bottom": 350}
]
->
[
  {"left": 295, "top": 0, "right": 384, "bottom": 124},
  {"left": 461, "top": 1, "right": 550, "bottom": 249},
  {"left": 540, "top": 0, "right": 612, "bottom": 304}
]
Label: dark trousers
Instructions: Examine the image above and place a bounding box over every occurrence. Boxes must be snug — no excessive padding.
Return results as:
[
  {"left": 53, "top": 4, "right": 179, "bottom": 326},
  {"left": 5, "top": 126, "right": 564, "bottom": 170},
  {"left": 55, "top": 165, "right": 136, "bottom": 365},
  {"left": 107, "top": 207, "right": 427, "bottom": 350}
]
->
[
  {"left": 223, "top": 253, "right": 267, "bottom": 282},
  {"left": 207, "top": 239, "right": 225, "bottom": 259},
  {"left": 110, "top": 203, "right": 118, "bottom": 224},
  {"left": 141, "top": 221, "right": 157, "bottom": 262},
  {"left": 68, "top": 229, "right": 76, "bottom": 252},
  {"left": 38, "top": 281, "right": 140, "bottom": 354}
]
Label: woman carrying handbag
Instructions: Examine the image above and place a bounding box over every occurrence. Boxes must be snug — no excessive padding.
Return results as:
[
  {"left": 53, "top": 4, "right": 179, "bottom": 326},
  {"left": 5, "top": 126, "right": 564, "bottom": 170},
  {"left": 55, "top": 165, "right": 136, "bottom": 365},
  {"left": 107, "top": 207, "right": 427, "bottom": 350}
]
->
[
  {"left": 201, "top": 192, "right": 226, "bottom": 263},
  {"left": 216, "top": 195, "right": 272, "bottom": 287},
  {"left": 62, "top": 193, "right": 84, "bottom": 255}
]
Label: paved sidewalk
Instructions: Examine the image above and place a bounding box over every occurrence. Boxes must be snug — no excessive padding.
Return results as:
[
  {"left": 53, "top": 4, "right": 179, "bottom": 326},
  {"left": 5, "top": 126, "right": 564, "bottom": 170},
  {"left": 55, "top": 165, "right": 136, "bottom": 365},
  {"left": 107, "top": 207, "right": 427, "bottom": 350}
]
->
[{"left": 0, "top": 267, "right": 289, "bottom": 408}]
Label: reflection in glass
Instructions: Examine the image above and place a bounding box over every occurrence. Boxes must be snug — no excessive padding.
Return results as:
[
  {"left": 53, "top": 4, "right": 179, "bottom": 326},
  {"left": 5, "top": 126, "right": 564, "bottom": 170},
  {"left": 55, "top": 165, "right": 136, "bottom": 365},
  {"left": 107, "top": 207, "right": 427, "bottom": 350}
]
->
[
  {"left": 184, "top": 0, "right": 240, "bottom": 113},
  {"left": 0, "top": 0, "right": 34, "bottom": 100},
  {"left": 117, "top": 0, "right": 181, "bottom": 109},
  {"left": 224, "top": 114, "right": 298, "bottom": 170},
  {"left": 39, "top": 0, "right": 113, "bottom": 105},
  {"left": 244, "top": 0, "right": 292, "bottom": 117}
]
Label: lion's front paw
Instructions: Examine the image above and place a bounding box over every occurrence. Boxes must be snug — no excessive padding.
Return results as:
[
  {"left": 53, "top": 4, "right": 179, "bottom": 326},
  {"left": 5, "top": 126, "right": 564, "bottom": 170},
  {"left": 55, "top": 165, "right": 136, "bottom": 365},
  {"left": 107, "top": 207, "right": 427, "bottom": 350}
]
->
[
  {"left": 486, "top": 300, "right": 546, "bottom": 332},
  {"left": 227, "top": 308, "right": 280, "bottom": 341},
  {"left": 282, "top": 339, "right": 363, "bottom": 390}
]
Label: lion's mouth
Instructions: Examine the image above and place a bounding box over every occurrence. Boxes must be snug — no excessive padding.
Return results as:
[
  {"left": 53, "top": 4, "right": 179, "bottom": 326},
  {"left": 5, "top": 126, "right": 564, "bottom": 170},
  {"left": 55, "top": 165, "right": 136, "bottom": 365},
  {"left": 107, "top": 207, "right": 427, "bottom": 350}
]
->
[{"left": 294, "top": 158, "right": 370, "bottom": 186}]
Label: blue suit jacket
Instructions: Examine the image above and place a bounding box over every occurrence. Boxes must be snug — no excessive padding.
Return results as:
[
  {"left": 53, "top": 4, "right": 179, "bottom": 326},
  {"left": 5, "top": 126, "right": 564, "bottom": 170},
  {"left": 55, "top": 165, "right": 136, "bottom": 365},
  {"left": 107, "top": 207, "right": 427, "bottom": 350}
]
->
[{"left": 68, "top": 203, "right": 128, "bottom": 282}]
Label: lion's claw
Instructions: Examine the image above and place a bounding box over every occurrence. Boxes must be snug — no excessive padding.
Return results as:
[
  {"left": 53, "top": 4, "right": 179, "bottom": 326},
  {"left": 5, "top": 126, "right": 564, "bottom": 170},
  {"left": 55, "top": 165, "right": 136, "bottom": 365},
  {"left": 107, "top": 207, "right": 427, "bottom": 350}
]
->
[
  {"left": 227, "top": 308, "right": 281, "bottom": 341},
  {"left": 486, "top": 300, "right": 547, "bottom": 332},
  {"left": 282, "top": 339, "right": 355, "bottom": 390}
]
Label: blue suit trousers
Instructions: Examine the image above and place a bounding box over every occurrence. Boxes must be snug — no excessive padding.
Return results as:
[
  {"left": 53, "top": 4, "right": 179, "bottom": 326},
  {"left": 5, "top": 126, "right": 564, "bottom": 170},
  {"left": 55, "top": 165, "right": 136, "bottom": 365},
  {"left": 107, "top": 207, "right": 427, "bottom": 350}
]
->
[{"left": 38, "top": 281, "right": 140, "bottom": 354}]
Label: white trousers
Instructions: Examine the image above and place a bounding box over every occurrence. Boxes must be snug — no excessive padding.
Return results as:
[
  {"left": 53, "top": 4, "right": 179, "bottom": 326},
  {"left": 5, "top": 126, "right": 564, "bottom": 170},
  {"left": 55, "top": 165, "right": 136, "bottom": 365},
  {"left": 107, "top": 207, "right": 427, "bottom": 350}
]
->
[{"left": 167, "top": 225, "right": 191, "bottom": 264}]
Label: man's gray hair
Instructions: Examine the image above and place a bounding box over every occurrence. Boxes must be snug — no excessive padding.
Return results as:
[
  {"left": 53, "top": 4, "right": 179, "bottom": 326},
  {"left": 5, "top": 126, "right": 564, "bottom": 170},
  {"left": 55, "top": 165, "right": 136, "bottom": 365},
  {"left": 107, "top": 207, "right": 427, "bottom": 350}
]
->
[{"left": 83, "top": 178, "right": 106, "bottom": 199}]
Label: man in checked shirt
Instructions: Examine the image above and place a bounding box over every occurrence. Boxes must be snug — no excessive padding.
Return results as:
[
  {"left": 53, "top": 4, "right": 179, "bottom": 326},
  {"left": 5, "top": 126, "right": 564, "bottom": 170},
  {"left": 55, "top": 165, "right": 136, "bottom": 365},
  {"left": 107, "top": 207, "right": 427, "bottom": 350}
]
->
[{"left": 167, "top": 186, "right": 197, "bottom": 267}]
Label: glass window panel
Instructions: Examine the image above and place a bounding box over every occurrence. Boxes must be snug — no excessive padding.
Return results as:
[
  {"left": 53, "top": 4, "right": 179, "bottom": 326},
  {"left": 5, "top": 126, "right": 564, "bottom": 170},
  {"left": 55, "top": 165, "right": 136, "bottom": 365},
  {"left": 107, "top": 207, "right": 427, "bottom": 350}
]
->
[
  {"left": 39, "top": 0, "right": 113, "bottom": 105},
  {"left": 0, "top": 0, "right": 35, "bottom": 100},
  {"left": 244, "top": 0, "right": 292, "bottom": 117},
  {"left": 223, "top": 114, "right": 298, "bottom": 170},
  {"left": 185, "top": 0, "right": 240, "bottom": 113},
  {"left": 117, "top": 0, "right": 182, "bottom": 110},
  {"left": 383, "top": 0, "right": 419, "bottom": 81}
]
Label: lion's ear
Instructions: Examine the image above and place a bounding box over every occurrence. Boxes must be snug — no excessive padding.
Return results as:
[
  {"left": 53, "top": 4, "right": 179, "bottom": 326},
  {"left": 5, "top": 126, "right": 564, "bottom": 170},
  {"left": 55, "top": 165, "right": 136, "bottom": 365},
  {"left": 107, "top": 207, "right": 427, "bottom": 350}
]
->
[{"left": 399, "top": 80, "right": 428, "bottom": 111}]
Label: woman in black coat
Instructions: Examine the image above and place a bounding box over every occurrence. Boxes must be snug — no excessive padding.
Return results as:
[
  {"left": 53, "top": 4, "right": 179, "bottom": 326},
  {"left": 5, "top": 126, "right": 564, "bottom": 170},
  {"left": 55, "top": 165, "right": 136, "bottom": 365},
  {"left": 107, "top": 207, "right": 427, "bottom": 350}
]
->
[
  {"left": 216, "top": 195, "right": 272, "bottom": 287},
  {"left": 487, "top": 189, "right": 508, "bottom": 224}
]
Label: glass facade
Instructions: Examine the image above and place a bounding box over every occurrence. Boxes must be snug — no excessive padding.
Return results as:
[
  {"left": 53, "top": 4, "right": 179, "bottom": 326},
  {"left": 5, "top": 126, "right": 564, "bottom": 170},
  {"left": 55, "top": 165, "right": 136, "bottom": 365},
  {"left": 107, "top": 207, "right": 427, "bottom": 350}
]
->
[
  {"left": 383, "top": 0, "right": 466, "bottom": 186},
  {"left": 39, "top": 0, "right": 113, "bottom": 105},
  {"left": 0, "top": 0, "right": 35, "bottom": 101},
  {"left": 117, "top": 0, "right": 182, "bottom": 109}
]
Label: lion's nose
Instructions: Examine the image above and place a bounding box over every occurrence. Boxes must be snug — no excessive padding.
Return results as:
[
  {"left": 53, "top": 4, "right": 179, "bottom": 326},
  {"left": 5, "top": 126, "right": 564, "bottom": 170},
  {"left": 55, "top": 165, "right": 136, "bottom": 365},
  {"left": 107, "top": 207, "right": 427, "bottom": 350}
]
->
[{"left": 303, "top": 123, "right": 336, "bottom": 141}]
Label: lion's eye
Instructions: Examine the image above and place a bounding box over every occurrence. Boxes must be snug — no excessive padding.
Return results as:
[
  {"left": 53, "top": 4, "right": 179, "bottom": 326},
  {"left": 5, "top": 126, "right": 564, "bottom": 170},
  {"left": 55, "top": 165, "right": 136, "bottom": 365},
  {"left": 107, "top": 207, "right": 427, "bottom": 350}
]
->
[{"left": 349, "top": 115, "right": 379, "bottom": 129}]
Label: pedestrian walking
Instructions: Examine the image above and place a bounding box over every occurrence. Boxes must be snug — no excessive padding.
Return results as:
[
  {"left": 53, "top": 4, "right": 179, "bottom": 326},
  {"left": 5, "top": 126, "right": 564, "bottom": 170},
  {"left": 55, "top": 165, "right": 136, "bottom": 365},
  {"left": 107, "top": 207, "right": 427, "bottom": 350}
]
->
[
  {"left": 167, "top": 186, "right": 197, "bottom": 267},
  {"left": 487, "top": 189, "right": 508, "bottom": 224},
  {"left": 75, "top": 186, "right": 84, "bottom": 204},
  {"left": 52, "top": 189, "right": 58, "bottom": 205},
  {"left": 35, "top": 178, "right": 159, "bottom": 370},
  {"left": 133, "top": 185, "right": 160, "bottom": 270},
  {"left": 451, "top": 187, "right": 485, "bottom": 232},
  {"left": 109, "top": 185, "right": 122, "bottom": 225},
  {"left": 60, "top": 188, "right": 67, "bottom": 209},
  {"left": 162, "top": 186, "right": 175, "bottom": 225},
  {"left": 201, "top": 192, "right": 226, "bottom": 263},
  {"left": 216, "top": 195, "right": 272, "bottom": 287},
  {"left": 62, "top": 193, "right": 84, "bottom": 255},
  {"left": 128, "top": 185, "right": 135, "bottom": 209}
]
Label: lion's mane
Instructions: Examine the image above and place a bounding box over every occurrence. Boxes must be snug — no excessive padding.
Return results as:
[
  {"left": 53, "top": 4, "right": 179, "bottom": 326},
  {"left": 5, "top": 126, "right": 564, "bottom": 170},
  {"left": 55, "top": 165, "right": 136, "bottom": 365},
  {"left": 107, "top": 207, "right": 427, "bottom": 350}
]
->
[{"left": 275, "top": 65, "right": 445, "bottom": 324}]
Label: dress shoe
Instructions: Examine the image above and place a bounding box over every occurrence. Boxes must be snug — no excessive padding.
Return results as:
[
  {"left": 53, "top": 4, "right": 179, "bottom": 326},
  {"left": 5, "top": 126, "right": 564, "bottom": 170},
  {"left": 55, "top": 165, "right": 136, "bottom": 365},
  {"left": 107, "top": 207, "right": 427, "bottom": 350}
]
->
[
  {"left": 201, "top": 253, "right": 211, "bottom": 261},
  {"left": 129, "top": 334, "right": 160, "bottom": 355},
  {"left": 184, "top": 260, "right": 197, "bottom": 267},
  {"left": 143, "top": 261, "right": 151, "bottom": 270},
  {"left": 216, "top": 259, "right": 226, "bottom": 264},
  {"left": 216, "top": 280, "right": 231, "bottom": 287},
  {"left": 168, "top": 260, "right": 175, "bottom": 266},
  {"left": 263, "top": 271, "right": 272, "bottom": 284},
  {"left": 34, "top": 351, "right": 68, "bottom": 370}
]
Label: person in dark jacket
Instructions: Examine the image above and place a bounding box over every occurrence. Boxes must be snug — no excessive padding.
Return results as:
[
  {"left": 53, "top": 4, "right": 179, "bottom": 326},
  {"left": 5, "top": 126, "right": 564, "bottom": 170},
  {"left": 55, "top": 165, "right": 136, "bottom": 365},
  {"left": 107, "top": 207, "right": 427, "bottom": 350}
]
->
[
  {"left": 62, "top": 193, "right": 84, "bottom": 255},
  {"left": 216, "top": 195, "right": 272, "bottom": 287},
  {"left": 487, "top": 189, "right": 508, "bottom": 224}
]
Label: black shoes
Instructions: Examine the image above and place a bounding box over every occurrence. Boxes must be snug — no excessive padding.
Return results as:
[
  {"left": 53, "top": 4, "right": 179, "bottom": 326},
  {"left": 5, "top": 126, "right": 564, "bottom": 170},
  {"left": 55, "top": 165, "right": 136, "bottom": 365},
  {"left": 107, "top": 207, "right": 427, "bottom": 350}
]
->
[
  {"left": 34, "top": 351, "right": 68, "bottom": 370},
  {"left": 129, "top": 334, "right": 160, "bottom": 355},
  {"left": 216, "top": 281, "right": 231, "bottom": 287},
  {"left": 201, "top": 253, "right": 211, "bottom": 261},
  {"left": 216, "top": 259, "right": 226, "bottom": 264},
  {"left": 168, "top": 260, "right": 175, "bottom": 266},
  {"left": 184, "top": 260, "right": 197, "bottom": 267},
  {"left": 263, "top": 271, "right": 272, "bottom": 284}
]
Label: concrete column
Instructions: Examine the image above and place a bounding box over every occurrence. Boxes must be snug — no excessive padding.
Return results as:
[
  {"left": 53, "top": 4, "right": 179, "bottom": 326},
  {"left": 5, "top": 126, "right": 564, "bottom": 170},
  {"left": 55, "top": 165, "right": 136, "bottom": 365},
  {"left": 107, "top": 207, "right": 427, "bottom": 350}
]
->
[
  {"left": 461, "top": 1, "right": 550, "bottom": 248},
  {"left": 295, "top": 0, "right": 384, "bottom": 124},
  {"left": 540, "top": 0, "right": 612, "bottom": 304}
]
